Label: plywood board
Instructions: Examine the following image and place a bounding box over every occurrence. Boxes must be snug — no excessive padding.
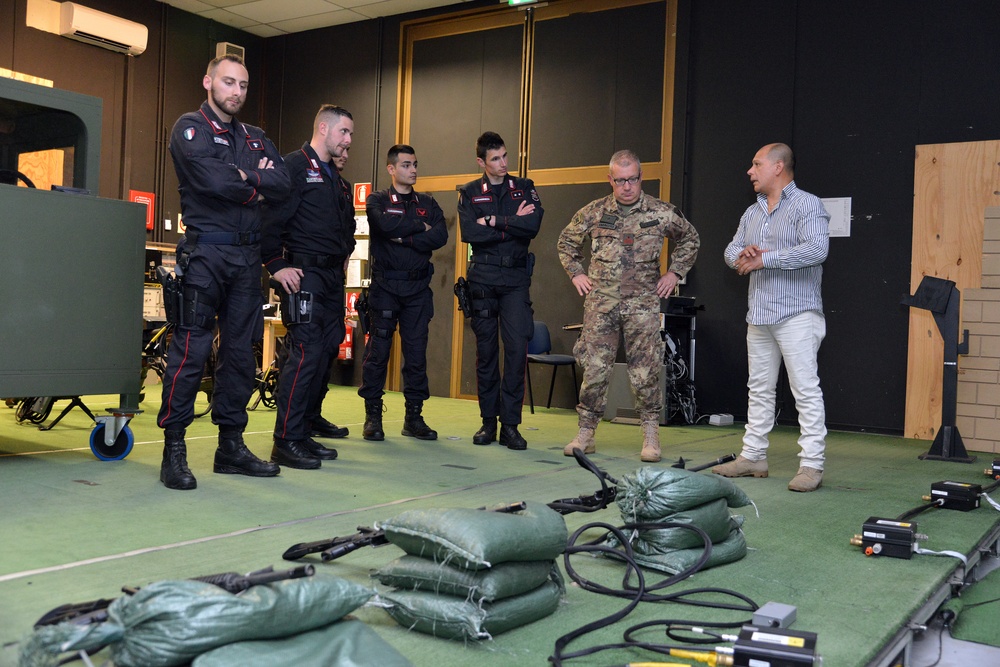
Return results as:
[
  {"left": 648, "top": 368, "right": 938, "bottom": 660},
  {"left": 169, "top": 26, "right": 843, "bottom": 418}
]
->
[{"left": 907, "top": 140, "right": 1000, "bottom": 439}]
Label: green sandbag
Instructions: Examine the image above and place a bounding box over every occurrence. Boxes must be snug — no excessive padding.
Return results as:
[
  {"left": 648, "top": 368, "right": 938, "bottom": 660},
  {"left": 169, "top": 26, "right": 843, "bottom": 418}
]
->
[
  {"left": 191, "top": 618, "right": 413, "bottom": 667},
  {"left": 374, "top": 556, "right": 556, "bottom": 602},
  {"left": 616, "top": 466, "right": 753, "bottom": 520},
  {"left": 628, "top": 525, "right": 748, "bottom": 575},
  {"left": 20, "top": 574, "right": 374, "bottom": 667},
  {"left": 381, "top": 570, "right": 564, "bottom": 640},
  {"left": 379, "top": 501, "right": 568, "bottom": 570},
  {"left": 608, "top": 498, "right": 745, "bottom": 552}
]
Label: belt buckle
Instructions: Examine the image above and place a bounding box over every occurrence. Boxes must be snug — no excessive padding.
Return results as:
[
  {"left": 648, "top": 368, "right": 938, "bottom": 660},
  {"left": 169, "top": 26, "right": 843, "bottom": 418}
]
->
[{"left": 237, "top": 231, "right": 252, "bottom": 245}]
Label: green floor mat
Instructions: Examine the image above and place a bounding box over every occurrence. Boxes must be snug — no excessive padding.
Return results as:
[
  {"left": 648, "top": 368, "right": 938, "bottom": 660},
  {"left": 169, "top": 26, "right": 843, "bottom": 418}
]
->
[{"left": 944, "top": 564, "right": 1000, "bottom": 647}]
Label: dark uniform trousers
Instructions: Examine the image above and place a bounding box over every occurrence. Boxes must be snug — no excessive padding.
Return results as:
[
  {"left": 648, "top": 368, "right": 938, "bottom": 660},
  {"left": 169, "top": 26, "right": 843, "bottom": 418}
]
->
[
  {"left": 359, "top": 281, "right": 434, "bottom": 401},
  {"left": 157, "top": 245, "right": 262, "bottom": 432},
  {"left": 273, "top": 265, "right": 346, "bottom": 441},
  {"left": 469, "top": 282, "right": 533, "bottom": 425}
]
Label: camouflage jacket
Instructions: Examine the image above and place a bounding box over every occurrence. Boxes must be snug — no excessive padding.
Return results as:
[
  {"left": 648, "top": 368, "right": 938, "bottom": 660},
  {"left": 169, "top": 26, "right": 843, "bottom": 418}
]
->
[{"left": 557, "top": 191, "right": 699, "bottom": 311}]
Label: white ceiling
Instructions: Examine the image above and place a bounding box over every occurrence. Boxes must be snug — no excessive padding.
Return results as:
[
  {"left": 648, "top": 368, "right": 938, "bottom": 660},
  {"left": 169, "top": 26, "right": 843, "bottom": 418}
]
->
[{"left": 154, "top": 0, "right": 483, "bottom": 38}]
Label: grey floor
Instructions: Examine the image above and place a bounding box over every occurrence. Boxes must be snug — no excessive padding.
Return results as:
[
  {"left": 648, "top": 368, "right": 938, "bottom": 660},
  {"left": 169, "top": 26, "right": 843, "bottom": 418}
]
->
[{"left": 910, "top": 554, "right": 1000, "bottom": 667}]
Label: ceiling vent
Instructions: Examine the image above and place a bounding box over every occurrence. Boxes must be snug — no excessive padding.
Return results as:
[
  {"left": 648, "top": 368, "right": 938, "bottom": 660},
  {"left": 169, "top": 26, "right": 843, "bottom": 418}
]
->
[{"left": 216, "top": 42, "right": 246, "bottom": 60}]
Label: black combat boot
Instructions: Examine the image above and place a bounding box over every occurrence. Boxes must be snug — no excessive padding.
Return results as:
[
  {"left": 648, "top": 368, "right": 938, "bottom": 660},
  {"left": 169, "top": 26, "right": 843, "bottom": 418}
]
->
[
  {"left": 302, "top": 437, "right": 338, "bottom": 460},
  {"left": 472, "top": 418, "right": 497, "bottom": 446},
  {"left": 271, "top": 438, "right": 322, "bottom": 469},
  {"left": 401, "top": 400, "right": 437, "bottom": 440},
  {"left": 214, "top": 431, "right": 280, "bottom": 477},
  {"left": 499, "top": 423, "right": 527, "bottom": 450},
  {"left": 363, "top": 399, "right": 385, "bottom": 441},
  {"left": 160, "top": 429, "right": 196, "bottom": 490},
  {"left": 309, "top": 416, "right": 349, "bottom": 439}
]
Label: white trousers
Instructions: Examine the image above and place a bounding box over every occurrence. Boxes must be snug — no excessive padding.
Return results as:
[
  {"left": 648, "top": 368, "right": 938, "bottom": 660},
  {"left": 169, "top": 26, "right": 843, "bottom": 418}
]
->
[{"left": 742, "top": 310, "right": 827, "bottom": 469}]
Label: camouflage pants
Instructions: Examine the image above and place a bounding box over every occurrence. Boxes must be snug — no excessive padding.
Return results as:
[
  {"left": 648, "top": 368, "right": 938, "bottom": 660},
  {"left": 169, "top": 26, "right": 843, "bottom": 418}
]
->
[{"left": 574, "top": 299, "right": 664, "bottom": 427}]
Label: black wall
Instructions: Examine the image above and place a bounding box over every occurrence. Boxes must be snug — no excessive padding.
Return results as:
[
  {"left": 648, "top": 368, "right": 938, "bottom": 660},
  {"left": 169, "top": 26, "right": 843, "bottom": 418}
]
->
[{"left": 676, "top": 0, "right": 1000, "bottom": 434}]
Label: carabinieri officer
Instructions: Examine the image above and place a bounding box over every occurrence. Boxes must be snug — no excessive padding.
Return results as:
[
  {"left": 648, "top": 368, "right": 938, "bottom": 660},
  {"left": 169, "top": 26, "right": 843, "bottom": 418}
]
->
[
  {"left": 158, "top": 54, "right": 289, "bottom": 491},
  {"left": 457, "top": 131, "right": 543, "bottom": 451},
  {"left": 359, "top": 144, "right": 448, "bottom": 441},
  {"left": 262, "top": 105, "right": 356, "bottom": 470}
]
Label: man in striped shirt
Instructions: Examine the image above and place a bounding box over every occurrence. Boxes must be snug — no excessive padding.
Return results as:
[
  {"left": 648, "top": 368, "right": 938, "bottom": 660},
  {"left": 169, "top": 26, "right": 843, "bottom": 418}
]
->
[{"left": 713, "top": 143, "right": 830, "bottom": 492}]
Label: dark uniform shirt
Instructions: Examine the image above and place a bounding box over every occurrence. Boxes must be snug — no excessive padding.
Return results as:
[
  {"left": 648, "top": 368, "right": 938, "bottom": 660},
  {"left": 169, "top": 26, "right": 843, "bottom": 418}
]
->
[
  {"left": 366, "top": 186, "right": 448, "bottom": 297},
  {"left": 262, "top": 143, "right": 356, "bottom": 275},
  {"left": 458, "top": 175, "right": 543, "bottom": 287},
  {"left": 170, "top": 101, "right": 288, "bottom": 264}
]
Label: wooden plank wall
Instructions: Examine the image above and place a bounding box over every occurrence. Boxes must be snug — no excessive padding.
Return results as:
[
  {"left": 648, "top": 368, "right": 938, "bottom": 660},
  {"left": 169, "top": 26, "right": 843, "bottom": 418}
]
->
[{"left": 907, "top": 140, "right": 1000, "bottom": 439}]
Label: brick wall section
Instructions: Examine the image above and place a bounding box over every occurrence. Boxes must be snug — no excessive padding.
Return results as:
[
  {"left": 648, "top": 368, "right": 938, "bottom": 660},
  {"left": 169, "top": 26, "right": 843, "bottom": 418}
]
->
[{"left": 957, "top": 207, "right": 1000, "bottom": 454}]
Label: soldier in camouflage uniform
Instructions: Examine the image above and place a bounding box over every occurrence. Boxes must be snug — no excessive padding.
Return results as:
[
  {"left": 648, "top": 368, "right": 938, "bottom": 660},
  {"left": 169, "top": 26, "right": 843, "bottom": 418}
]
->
[{"left": 557, "top": 150, "right": 699, "bottom": 462}]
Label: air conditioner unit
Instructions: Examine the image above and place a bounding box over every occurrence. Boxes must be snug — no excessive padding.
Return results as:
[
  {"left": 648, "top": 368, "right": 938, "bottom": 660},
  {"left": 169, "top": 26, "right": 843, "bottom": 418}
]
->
[{"left": 59, "top": 2, "right": 148, "bottom": 56}]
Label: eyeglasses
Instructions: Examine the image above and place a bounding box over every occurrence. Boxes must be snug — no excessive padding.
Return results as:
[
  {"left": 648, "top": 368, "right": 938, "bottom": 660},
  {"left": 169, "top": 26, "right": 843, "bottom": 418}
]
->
[{"left": 612, "top": 176, "right": 640, "bottom": 186}]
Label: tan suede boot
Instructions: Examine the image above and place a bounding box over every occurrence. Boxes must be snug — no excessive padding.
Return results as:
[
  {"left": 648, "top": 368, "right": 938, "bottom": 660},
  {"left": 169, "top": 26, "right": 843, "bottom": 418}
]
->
[
  {"left": 563, "top": 426, "right": 596, "bottom": 456},
  {"left": 640, "top": 420, "right": 661, "bottom": 462}
]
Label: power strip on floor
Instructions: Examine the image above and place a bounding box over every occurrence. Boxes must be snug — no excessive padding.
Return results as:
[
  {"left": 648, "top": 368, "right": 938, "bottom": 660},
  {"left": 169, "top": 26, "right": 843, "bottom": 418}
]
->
[{"left": 709, "top": 413, "right": 733, "bottom": 426}]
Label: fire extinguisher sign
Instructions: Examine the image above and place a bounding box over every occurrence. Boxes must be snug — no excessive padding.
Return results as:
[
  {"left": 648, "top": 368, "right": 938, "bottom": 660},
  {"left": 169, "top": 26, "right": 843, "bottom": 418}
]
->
[{"left": 354, "top": 182, "right": 371, "bottom": 208}]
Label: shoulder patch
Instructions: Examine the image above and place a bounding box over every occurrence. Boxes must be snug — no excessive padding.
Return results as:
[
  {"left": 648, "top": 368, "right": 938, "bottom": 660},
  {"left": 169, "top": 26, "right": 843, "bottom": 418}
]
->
[{"left": 183, "top": 127, "right": 196, "bottom": 141}]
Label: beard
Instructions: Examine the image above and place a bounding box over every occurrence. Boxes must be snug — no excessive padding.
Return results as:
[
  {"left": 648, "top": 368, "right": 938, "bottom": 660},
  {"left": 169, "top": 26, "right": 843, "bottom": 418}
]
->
[{"left": 212, "top": 88, "right": 244, "bottom": 117}]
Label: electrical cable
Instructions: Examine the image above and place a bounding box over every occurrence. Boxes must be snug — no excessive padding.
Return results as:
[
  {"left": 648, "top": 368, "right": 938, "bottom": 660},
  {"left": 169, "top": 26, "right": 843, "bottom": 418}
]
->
[
  {"left": 550, "top": 520, "right": 757, "bottom": 666},
  {"left": 895, "top": 499, "right": 944, "bottom": 522}
]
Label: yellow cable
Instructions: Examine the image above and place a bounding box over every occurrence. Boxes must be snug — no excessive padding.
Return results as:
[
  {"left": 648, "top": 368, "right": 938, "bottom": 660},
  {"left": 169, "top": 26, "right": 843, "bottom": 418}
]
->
[{"left": 668, "top": 648, "right": 720, "bottom": 666}]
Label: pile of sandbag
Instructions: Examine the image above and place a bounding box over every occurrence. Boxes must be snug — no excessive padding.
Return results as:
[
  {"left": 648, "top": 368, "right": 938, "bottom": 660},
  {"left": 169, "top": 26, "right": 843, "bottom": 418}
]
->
[
  {"left": 373, "top": 501, "right": 568, "bottom": 640},
  {"left": 20, "top": 574, "right": 410, "bottom": 667},
  {"left": 608, "top": 466, "right": 755, "bottom": 574}
]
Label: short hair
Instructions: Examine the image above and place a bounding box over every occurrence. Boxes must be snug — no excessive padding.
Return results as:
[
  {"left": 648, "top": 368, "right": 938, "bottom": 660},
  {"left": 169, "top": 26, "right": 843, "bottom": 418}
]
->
[
  {"left": 314, "top": 104, "right": 352, "bottom": 132},
  {"left": 476, "top": 131, "right": 506, "bottom": 160},
  {"left": 609, "top": 149, "right": 641, "bottom": 173},
  {"left": 206, "top": 55, "right": 245, "bottom": 77},
  {"left": 766, "top": 143, "right": 795, "bottom": 173},
  {"left": 387, "top": 144, "right": 416, "bottom": 165}
]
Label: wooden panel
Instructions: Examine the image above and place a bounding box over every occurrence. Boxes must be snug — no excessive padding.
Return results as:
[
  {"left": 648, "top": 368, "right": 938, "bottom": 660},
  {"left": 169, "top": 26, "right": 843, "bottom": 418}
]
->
[{"left": 907, "top": 140, "right": 1000, "bottom": 439}]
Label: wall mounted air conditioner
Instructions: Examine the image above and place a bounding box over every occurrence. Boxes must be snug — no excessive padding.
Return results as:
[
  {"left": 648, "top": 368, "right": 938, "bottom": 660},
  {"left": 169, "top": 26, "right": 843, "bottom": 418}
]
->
[{"left": 59, "top": 2, "right": 148, "bottom": 56}]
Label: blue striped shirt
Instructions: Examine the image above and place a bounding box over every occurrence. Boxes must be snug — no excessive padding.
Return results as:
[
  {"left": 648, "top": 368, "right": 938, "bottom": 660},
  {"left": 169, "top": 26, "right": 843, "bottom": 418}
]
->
[{"left": 724, "top": 181, "right": 829, "bottom": 326}]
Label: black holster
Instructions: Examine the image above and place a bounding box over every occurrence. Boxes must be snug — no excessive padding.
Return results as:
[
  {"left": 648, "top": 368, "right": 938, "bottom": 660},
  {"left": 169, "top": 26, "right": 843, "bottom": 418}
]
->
[{"left": 454, "top": 277, "right": 472, "bottom": 319}]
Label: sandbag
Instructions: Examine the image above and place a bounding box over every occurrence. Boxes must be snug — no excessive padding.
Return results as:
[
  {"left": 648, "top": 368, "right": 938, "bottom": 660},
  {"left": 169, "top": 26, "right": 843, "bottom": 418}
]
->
[
  {"left": 191, "top": 618, "right": 412, "bottom": 667},
  {"left": 381, "top": 570, "right": 564, "bottom": 640},
  {"left": 616, "top": 466, "right": 753, "bottom": 520},
  {"left": 20, "top": 574, "right": 374, "bottom": 667},
  {"left": 374, "top": 556, "right": 556, "bottom": 602},
  {"left": 628, "top": 525, "right": 748, "bottom": 575},
  {"left": 379, "top": 501, "right": 568, "bottom": 570},
  {"left": 608, "top": 499, "right": 745, "bottom": 552}
]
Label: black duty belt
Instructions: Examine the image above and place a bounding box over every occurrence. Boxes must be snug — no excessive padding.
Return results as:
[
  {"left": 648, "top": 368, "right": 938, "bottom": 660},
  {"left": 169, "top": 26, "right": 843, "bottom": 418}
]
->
[
  {"left": 286, "top": 252, "right": 344, "bottom": 270},
  {"left": 373, "top": 267, "right": 431, "bottom": 281},
  {"left": 470, "top": 254, "right": 526, "bottom": 268},
  {"left": 186, "top": 230, "right": 261, "bottom": 245}
]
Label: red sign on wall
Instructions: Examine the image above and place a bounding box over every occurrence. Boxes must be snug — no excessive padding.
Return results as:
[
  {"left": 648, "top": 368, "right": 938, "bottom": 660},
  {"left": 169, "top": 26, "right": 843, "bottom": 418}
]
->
[
  {"left": 354, "top": 182, "right": 372, "bottom": 208},
  {"left": 129, "top": 189, "right": 156, "bottom": 230}
]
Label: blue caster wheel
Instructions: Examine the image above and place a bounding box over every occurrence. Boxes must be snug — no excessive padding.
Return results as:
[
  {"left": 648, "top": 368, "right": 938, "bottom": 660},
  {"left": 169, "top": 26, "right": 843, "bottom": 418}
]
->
[{"left": 90, "top": 423, "right": 134, "bottom": 461}]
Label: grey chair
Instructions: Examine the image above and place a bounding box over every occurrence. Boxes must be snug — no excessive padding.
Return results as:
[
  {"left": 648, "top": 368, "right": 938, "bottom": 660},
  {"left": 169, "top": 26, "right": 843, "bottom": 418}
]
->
[{"left": 525, "top": 321, "right": 579, "bottom": 413}]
